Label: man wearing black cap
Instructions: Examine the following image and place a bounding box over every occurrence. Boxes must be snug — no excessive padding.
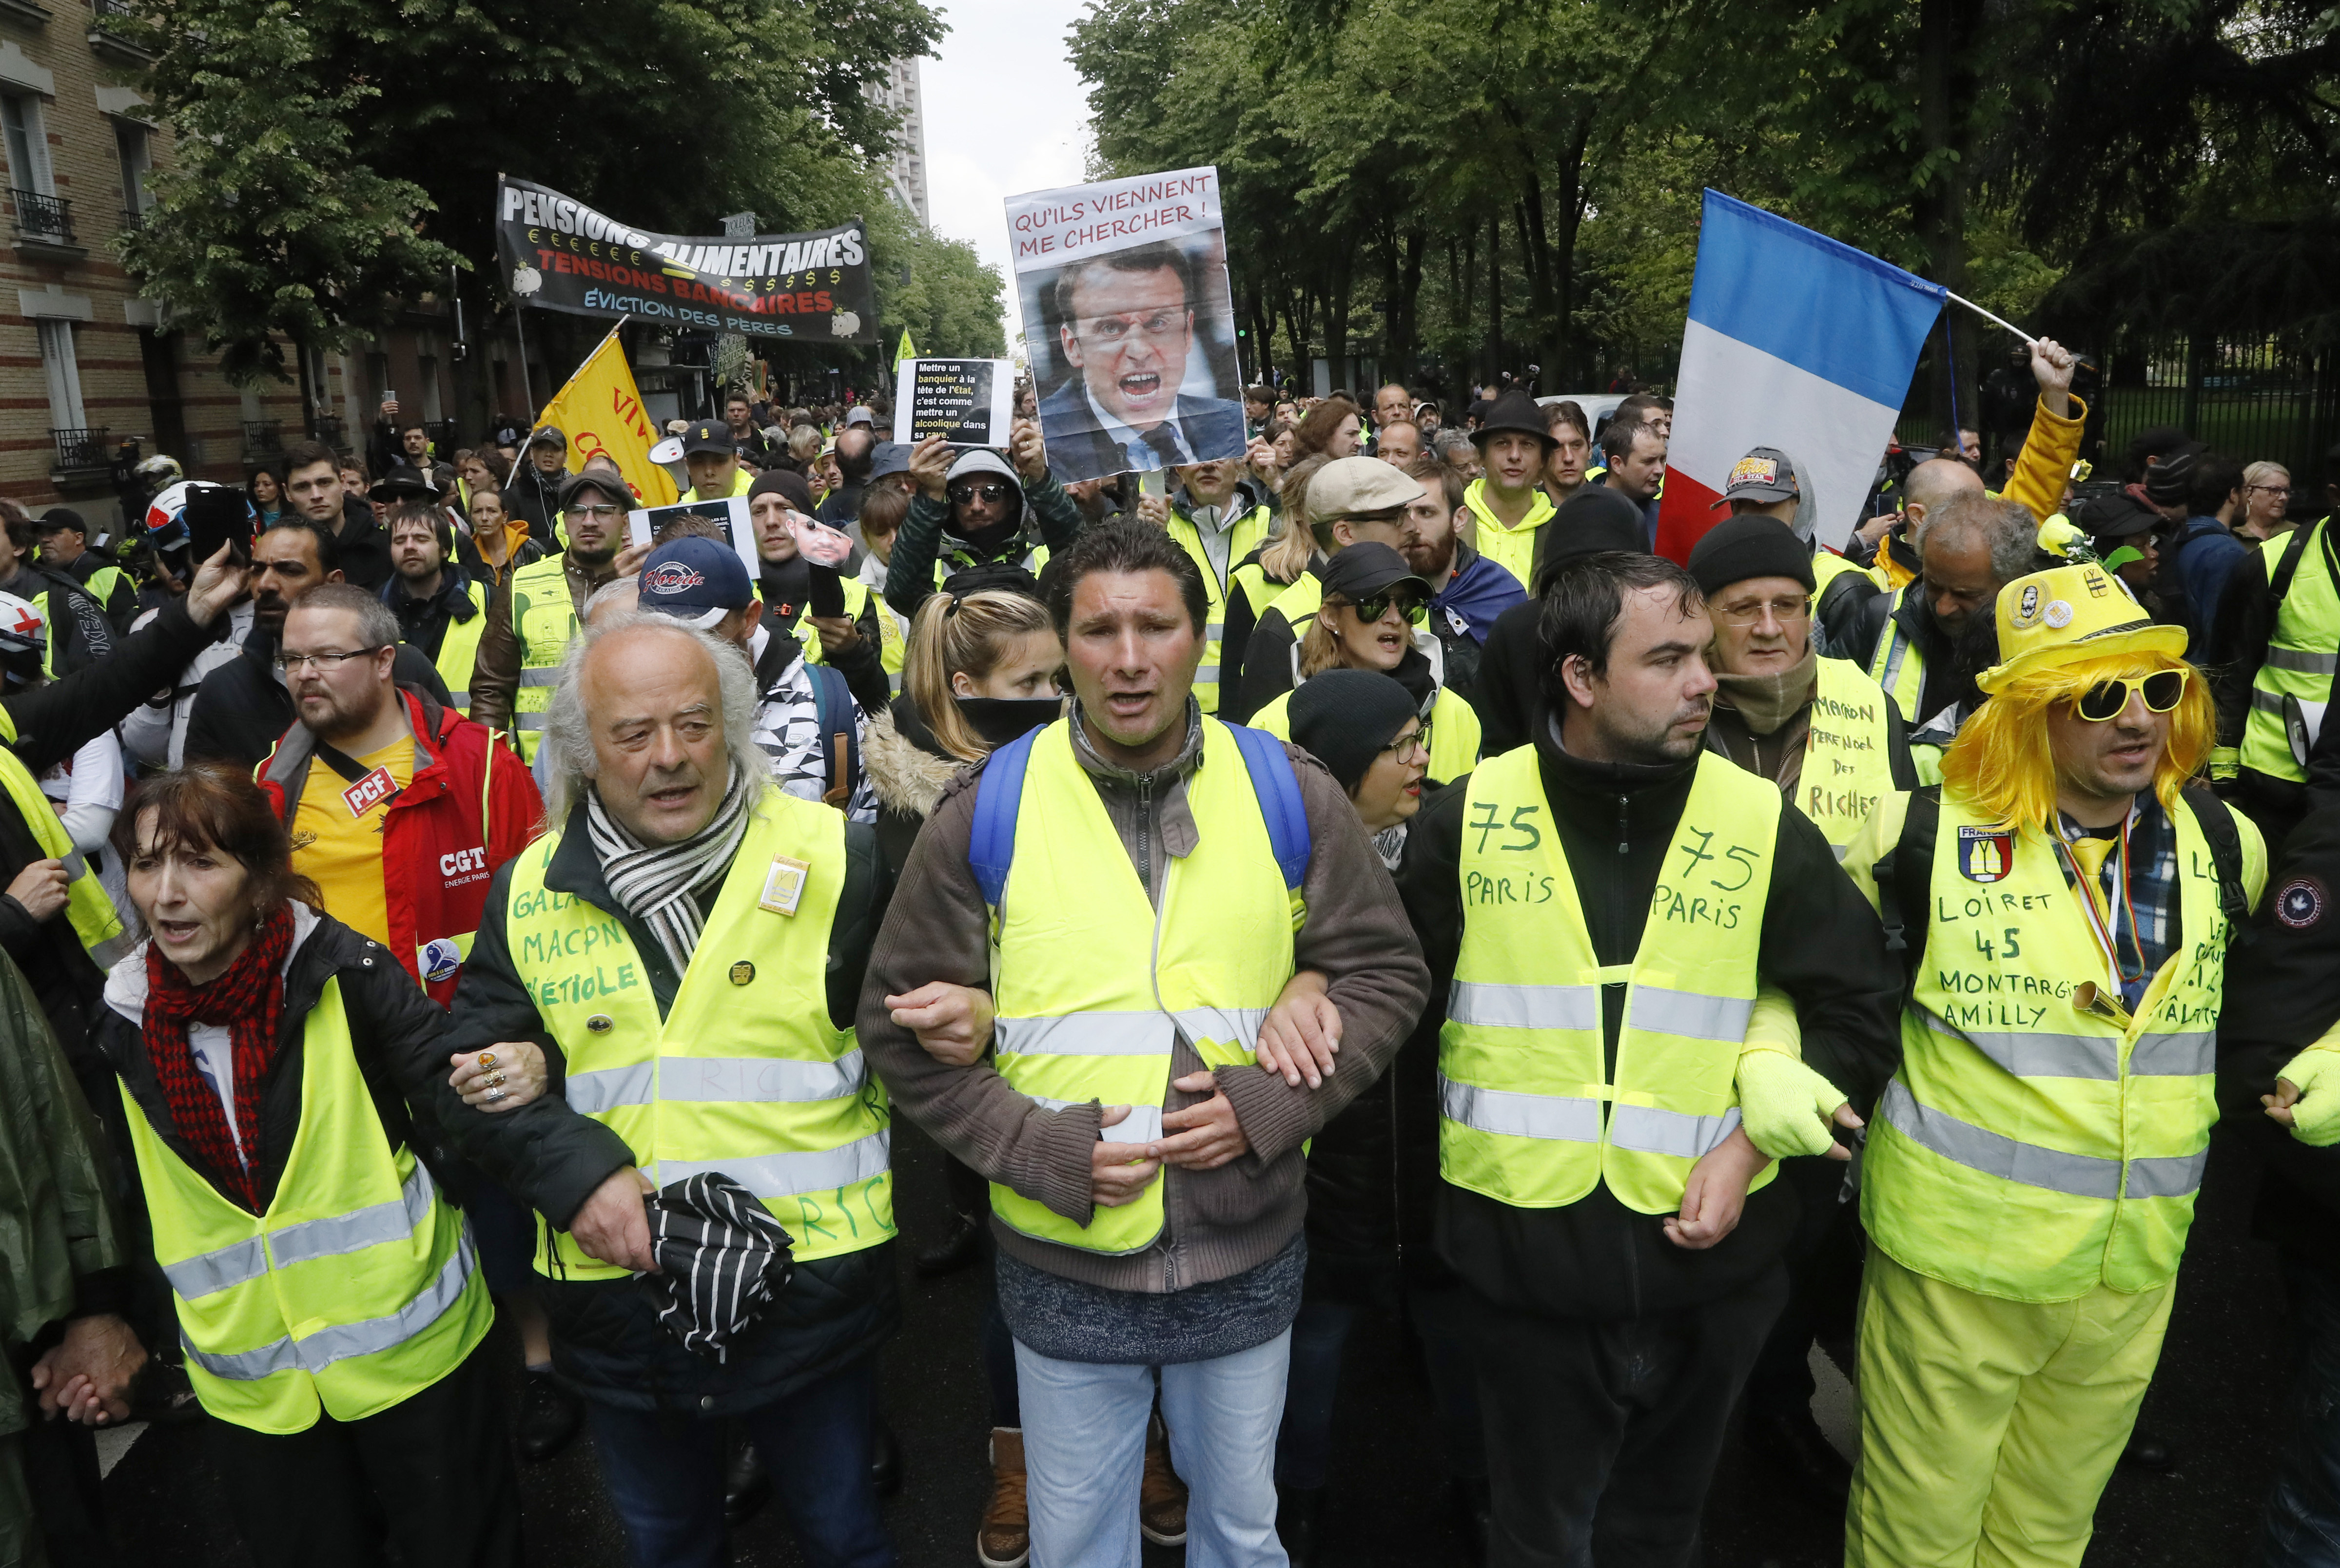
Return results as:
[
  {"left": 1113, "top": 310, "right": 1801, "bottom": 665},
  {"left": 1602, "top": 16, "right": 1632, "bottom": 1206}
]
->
[
  {"left": 33, "top": 510, "right": 134, "bottom": 632},
  {"left": 746, "top": 469, "right": 890, "bottom": 716},
  {"left": 2079, "top": 492, "right": 2166, "bottom": 614},
  {"left": 1688, "top": 515, "right": 1919, "bottom": 1506},
  {"left": 0, "top": 513, "right": 113, "bottom": 682},
  {"left": 505, "top": 424, "right": 571, "bottom": 545},
  {"left": 679, "top": 419, "right": 757, "bottom": 505},
  {"left": 1465, "top": 486, "right": 1651, "bottom": 757},
  {"left": 470, "top": 467, "right": 639, "bottom": 757},
  {"left": 1463, "top": 389, "right": 1559, "bottom": 590}
]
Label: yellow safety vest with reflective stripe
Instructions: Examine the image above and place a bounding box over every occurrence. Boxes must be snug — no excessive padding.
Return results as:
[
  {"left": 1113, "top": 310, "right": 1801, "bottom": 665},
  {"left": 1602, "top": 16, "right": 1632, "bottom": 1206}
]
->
[
  {"left": 988, "top": 717, "right": 1297, "bottom": 1254},
  {"left": 1440, "top": 747, "right": 1780, "bottom": 1214},
  {"left": 1794, "top": 658, "right": 1900, "bottom": 857},
  {"left": 1810, "top": 550, "right": 1866, "bottom": 596},
  {"left": 1864, "top": 583, "right": 1925, "bottom": 720},
  {"left": 2242, "top": 521, "right": 2338, "bottom": 785},
  {"left": 0, "top": 705, "right": 122, "bottom": 961},
  {"left": 1232, "top": 559, "right": 1299, "bottom": 623},
  {"left": 1462, "top": 479, "right": 1555, "bottom": 590},
  {"left": 119, "top": 977, "right": 491, "bottom": 1434},
  {"left": 1250, "top": 678, "right": 1482, "bottom": 788},
  {"left": 1265, "top": 570, "right": 1324, "bottom": 639},
  {"left": 509, "top": 554, "right": 581, "bottom": 761},
  {"left": 1863, "top": 789, "right": 2245, "bottom": 1301},
  {"left": 432, "top": 580, "right": 491, "bottom": 717},
  {"left": 504, "top": 790, "right": 893, "bottom": 1279},
  {"left": 1166, "top": 504, "right": 1272, "bottom": 713}
]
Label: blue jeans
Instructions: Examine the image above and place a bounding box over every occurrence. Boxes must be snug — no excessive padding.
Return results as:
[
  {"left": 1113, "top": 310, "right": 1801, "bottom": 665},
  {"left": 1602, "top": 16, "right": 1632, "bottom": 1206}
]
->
[
  {"left": 1015, "top": 1330, "right": 1292, "bottom": 1568},
  {"left": 586, "top": 1356, "right": 895, "bottom": 1568},
  {"left": 2264, "top": 1255, "right": 2340, "bottom": 1567}
]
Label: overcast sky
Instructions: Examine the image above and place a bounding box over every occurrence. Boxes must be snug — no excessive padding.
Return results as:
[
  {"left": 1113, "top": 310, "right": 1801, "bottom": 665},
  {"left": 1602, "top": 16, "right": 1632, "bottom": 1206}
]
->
[{"left": 918, "top": 0, "right": 1093, "bottom": 354}]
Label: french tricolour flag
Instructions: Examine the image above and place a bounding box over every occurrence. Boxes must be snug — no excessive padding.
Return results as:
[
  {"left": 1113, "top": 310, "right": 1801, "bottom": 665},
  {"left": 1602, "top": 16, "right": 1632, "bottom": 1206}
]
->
[{"left": 1654, "top": 190, "right": 1946, "bottom": 563}]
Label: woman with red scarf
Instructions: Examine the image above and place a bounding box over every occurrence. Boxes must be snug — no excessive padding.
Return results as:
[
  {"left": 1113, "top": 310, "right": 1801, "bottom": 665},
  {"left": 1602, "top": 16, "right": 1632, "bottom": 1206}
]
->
[{"left": 72, "top": 765, "right": 537, "bottom": 1567}]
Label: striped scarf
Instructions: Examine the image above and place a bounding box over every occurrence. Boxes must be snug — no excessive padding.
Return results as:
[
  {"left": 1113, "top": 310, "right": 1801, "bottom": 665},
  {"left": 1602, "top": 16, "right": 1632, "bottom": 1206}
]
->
[{"left": 584, "top": 766, "right": 753, "bottom": 972}]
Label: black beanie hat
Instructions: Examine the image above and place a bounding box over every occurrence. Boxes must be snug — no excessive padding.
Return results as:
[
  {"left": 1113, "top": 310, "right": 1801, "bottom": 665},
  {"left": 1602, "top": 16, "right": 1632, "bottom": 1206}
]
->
[
  {"left": 749, "top": 469, "right": 815, "bottom": 512},
  {"left": 1686, "top": 514, "right": 1815, "bottom": 595},
  {"left": 1288, "top": 670, "right": 1421, "bottom": 795},
  {"left": 1531, "top": 486, "right": 1649, "bottom": 592}
]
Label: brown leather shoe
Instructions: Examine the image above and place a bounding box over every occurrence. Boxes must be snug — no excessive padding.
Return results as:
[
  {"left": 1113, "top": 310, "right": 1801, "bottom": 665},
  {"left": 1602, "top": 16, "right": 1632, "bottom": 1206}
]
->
[
  {"left": 1140, "top": 1415, "right": 1189, "bottom": 1547},
  {"left": 977, "top": 1427, "right": 1031, "bottom": 1568}
]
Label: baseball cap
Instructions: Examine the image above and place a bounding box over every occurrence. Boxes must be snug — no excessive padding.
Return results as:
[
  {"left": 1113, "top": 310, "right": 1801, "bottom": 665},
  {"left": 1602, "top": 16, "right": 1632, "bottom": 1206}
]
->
[
  {"left": 637, "top": 537, "right": 753, "bottom": 629},
  {"left": 557, "top": 469, "right": 632, "bottom": 511},
  {"left": 1716, "top": 447, "right": 1800, "bottom": 507},
  {"left": 34, "top": 507, "right": 84, "bottom": 534},
  {"left": 1319, "top": 540, "right": 1433, "bottom": 603},
  {"left": 868, "top": 441, "right": 911, "bottom": 482},
  {"left": 526, "top": 424, "right": 567, "bottom": 453},
  {"left": 1307, "top": 456, "right": 1425, "bottom": 525},
  {"left": 681, "top": 420, "right": 734, "bottom": 458},
  {"left": 2073, "top": 492, "right": 2159, "bottom": 540}
]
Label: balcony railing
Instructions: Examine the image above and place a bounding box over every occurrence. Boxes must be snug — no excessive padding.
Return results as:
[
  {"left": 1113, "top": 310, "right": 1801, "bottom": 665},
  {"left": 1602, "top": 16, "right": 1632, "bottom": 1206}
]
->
[
  {"left": 242, "top": 419, "right": 282, "bottom": 459},
  {"left": 11, "top": 189, "right": 73, "bottom": 245},
  {"left": 309, "top": 410, "right": 347, "bottom": 450},
  {"left": 52, "top": 427, "right": 110, "bottom": 473}
]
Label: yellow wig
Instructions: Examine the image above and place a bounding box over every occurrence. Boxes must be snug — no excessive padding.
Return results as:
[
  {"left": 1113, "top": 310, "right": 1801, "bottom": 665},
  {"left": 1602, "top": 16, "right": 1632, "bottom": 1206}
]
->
[{"left": 1938, "top": 649, "right": 2211, "bottom": 830}]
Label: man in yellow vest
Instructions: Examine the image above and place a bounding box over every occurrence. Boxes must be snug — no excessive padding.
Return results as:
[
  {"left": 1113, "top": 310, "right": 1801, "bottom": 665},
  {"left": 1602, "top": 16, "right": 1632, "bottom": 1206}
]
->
[
  {"left": 861, "top": 518, "right": 1430, "bottom": 1568},
  {"left": 1462, "top": 388, "right": 1560, "bottom": 588},
  {"left": 680, "top": 418, "right": 760, "bottom": 504},
  {"left": 1133, "top": 453, "right": 1273, "bottom": 713},
  {"left": 468, "top": 469, "right": 641, "bottom": 758},
  {"left": 439, "top": 612, "right": 902, "bottom": 1565},
  {"left": 1392, "top": 547, "right": 1903, "bottom": 1568},
  {"left": 1686, "top": 514, "right": 1918, "bottom": 1505},
  {"left": 1841, "top": 525, "right": 2267, "bottom": 1568},
  {"left": 380, "top": 500, "right": 490, "bottom": 716},
  {"left": 2210, "top": 457, "right": 2340, "bottom": 845},
  {"left": 1228, "top": 455, "right": 1425, "bottom": 723}
]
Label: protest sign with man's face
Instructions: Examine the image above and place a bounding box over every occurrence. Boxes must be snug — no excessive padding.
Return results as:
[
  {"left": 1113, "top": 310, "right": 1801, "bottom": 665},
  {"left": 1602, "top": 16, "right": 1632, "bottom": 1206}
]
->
[{"left": 1058, "top": 253, "right": 1195, "bottom": 433}]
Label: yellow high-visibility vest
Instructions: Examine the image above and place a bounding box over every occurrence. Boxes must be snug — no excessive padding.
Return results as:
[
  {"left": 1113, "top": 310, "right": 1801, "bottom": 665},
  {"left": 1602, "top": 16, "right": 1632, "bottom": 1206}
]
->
[
  {"left": 1440, "top": 747, "right": 1780, "bottom": 1214},
  {"left": 0, "top": 705, "right": 121, "bottom": 961},
  {"left": 1165, "top": 504, "right": 1272, "bottom": 713},
  {"left": 1462, "top": 479, "right": 1555, "bottom": 589},
  {"left": 2241, "top": 521, "right": 2338, "bottom": 785},
  {"left": 502, "top": 790, "right": 894, "bottom": 1278},
  {"left": 120, "top": 976, "right": 491, "bottom": 1433},
  {"left": 508, "top": 554, "right": 581, "bottom": 762}
]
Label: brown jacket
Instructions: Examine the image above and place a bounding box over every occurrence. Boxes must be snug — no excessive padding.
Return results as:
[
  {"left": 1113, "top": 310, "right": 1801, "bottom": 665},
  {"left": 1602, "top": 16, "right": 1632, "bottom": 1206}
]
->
[
  {"left": 467, "top": 549, "right": 619, "bottom": 734},
  {"left": 858, "top": 705, "right": 1429, "bottom": 1294}
]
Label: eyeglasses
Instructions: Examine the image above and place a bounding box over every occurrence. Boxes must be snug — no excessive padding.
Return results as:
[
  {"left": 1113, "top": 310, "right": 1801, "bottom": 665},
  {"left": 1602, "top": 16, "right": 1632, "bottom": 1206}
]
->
[
  {"left": 1382, "top": 722, "right": 1432, "bottom": 761},
  {"left": 1712, "top": 594, "right": 1812, "bottom": 627},
  {"left": 566, "top": 503, "right": 623, "bottom": 521},
  {"left": 1073, "top": 311, "right": 1187, "bottom": 346},
  {"left": 2075, "top": 669, "right": 2188, "bottom": 721},
  {"left": 1346, "top": 594, "right": 1428, "bottom": 626},
  {"left": 949, "top": 482, "right": 1012, "bottom": 504},
  {"left": 2247, "top": 484, "right": 2292, "bottom": 497},
  {"left": 274, "top": 647, "right": 384, "bottom": 675}
]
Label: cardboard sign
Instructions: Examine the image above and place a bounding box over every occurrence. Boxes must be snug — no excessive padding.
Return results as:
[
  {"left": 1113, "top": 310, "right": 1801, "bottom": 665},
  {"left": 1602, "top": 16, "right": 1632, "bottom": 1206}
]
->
[
  {"left": 628, "top": 496, "right": 760, "bottom": 585},
  {"left": 892, "top": 358, "right": 1015, "bottom": 448}
]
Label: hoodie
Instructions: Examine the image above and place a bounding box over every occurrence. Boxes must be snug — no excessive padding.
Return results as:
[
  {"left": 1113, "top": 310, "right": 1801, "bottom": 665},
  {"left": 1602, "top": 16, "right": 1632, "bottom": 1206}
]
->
[{"left": 884, "top": 449, "right": 1087, "bottom": 622}]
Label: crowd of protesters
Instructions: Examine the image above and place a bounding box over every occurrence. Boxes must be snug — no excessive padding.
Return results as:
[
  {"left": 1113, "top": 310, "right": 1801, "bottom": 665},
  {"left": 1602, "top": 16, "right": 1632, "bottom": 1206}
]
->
[{"left": 4, "top": 344, "right": 2340, "bottom": 1568}]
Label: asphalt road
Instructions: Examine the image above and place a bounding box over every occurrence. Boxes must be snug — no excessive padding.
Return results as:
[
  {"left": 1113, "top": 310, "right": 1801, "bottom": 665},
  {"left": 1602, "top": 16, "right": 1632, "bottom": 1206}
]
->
[{"left": 97, "top": 1120, "right": 2294, "bottom": 1566}]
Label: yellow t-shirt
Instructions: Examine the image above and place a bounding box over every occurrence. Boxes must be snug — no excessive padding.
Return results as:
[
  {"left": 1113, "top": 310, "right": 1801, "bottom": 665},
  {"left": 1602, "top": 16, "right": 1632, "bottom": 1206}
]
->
[{"left": 290, "top": 735, "right": 413, "bottom": 951}]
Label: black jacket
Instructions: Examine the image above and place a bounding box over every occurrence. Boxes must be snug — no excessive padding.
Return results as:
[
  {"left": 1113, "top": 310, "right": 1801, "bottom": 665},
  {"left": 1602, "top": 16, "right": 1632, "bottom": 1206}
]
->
[
  {"left": 439, "top": 799, "right": 899, "bottom": 1413},
  {"left": 1470, "top": 597, "right": 1545, "bottom": 758},
  {"left": 4, "top": 562, "right": 112, "bottom": 678},
  {"left": 2219, "top": 798, "right": 2340, "bottom": 1261},
  {"left": 184, "top": 620, "right": 452, "bottom": 771},
  {"left": 92, "top": 911, "right": 471, "bottom": 1220},
  {"left": 1817, "top": 572, "right": 1975, "bottom": 726},
  {"left": 55, "top": 548, "right": 137, "bottom": 633},
  {"left": 2, "top": 599, "right": 217, "bottom": 1093},
  {"left": 757, "top": 559, "right": 891, "bottom": 715},
  {"left": 503, "top": 464, "right": 566, "bottom": 550},
  {"left": 332, "top": 498, "right": 395, "bottom": 592},
  {"left": 1393, "top": 720, "right": 1903, "bottom": 1320},
  {"left": 382, "top": 564, "right": 486, "bottom": 665}
]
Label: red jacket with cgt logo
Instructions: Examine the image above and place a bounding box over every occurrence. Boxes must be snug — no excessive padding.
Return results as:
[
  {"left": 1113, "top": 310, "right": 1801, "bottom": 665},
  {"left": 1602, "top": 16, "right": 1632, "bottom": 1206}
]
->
[{"left": 258, "top": 687, "right": 543, "bottom": 1006}]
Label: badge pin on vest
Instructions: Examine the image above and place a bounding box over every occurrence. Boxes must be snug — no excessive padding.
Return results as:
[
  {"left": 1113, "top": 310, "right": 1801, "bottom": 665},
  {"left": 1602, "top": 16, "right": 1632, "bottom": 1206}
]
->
[{"left": 760, "top": 854, "right": 810, "bottom": 917}]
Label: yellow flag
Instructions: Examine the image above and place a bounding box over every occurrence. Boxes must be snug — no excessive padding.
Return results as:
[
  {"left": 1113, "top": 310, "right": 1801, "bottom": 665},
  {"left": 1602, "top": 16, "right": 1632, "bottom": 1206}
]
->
[
  {"left": 540, "top": 324, "right": 680, "bottom": 509},
  {"left": 895, "top": 328, "right": 918, "bottom": 368}
]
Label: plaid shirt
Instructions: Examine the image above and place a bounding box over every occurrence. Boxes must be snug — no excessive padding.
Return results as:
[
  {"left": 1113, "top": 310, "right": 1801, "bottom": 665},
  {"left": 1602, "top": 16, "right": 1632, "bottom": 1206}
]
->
[{"left": 2054, "top": 795, "right": 2179, "bottom": 1011}]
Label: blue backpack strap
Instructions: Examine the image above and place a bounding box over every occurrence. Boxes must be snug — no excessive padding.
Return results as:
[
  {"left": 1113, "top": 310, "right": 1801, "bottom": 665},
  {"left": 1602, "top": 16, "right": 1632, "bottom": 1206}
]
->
[
  {"left": 968, "top": 725, "right": 1043, "bottom": 908},
  {"left": 1227, "top": 723, "right": 1312, "bottom": 889},
  {"left": 805, "top": 662, "right": 860, "bottom": 806}
]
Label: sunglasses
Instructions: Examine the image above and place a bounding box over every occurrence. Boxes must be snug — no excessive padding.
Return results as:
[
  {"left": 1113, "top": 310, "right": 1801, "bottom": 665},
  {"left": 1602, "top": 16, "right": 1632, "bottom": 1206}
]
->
[
  {"left": 949, "top": 482, "right": 1012, "bottom": 504},
  {"left": 2075, "top": 669, "right": 2187, "bottom": 721},
  {"left": 1347, "top": 594, "right": 1428, "bottom": 626}
]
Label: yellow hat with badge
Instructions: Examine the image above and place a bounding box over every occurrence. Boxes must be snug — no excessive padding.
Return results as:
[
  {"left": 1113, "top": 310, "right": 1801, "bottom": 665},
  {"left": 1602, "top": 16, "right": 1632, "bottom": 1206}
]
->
[{"left": 1976, "top": 517, "right": 2189, "bottom": 693}]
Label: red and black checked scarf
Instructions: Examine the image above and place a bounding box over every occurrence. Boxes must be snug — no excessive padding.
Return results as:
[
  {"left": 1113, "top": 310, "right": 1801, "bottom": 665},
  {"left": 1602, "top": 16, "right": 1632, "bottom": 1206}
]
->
[{"left": 143, "top": 904, "right": 293, "bottom": 1209}]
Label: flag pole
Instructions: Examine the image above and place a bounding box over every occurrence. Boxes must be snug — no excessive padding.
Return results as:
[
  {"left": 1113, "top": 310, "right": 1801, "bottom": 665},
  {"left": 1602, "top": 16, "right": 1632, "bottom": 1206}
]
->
[
  {"left": 1944, "top": 290, "right": 2035, "bottom": 345},
  {"left": 512, "top": 300, "right": 539, "bottom": 424}
]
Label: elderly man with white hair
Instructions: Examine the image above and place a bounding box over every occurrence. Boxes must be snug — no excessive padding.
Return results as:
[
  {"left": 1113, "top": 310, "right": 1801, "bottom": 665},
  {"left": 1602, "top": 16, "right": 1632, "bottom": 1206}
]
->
[{"left": 436, "top": 611, "right": 904, "bottom": 1568}]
